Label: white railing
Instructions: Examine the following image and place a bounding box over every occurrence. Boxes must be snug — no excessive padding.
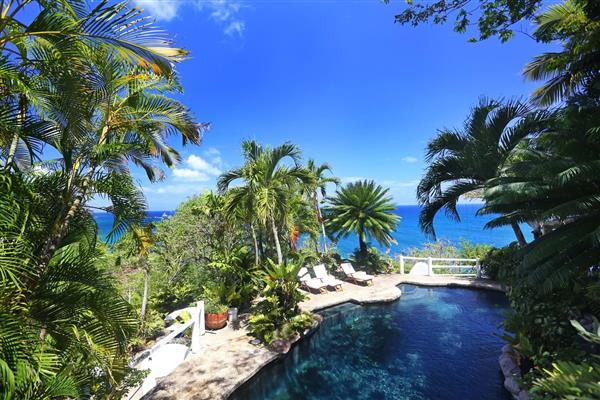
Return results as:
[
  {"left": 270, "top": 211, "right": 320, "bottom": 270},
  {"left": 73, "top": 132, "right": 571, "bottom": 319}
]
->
[
  {"left": 126, "top": 301, "right": 206, "bottom": 400},
  {"left": 398, "top": 255, "right": 481, "bottom": 278}
]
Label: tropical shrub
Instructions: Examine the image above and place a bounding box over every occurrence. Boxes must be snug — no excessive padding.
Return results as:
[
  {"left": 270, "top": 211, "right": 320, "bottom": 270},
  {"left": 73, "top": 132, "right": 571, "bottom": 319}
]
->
[
  {"left": 479, "top": 243, "right": 520, "bottom": 280},
  {"left": 531, "top": 319, "right": 600, "bottom": 399},
  {"left": 350, "top": 247, "right": 396, "bottom": 275},
  {"left": 249, "top": 260, "right": 307, "bottom": 343}
]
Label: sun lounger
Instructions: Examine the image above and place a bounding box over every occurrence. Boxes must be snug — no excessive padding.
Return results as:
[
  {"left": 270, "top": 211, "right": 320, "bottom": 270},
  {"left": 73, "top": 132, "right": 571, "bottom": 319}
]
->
[
  {"left": 340, "top": 262, "right": 374, "bottom": 286},
  {"left": 298, "top": 267, "right": 327, "bottom": 294},
  {"left": 312, "top": 264, "right": 343, "bottom": 292}
]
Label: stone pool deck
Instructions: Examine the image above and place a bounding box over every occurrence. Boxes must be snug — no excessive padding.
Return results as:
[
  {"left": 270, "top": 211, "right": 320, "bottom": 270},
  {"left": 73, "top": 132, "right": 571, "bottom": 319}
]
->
[{"left": 142, "top": 275, "right": 503, "bottom": 400}]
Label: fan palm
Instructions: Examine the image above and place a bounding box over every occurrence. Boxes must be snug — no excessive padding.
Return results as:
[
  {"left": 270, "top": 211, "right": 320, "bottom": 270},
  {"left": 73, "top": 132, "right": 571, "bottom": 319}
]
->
[
  {"left": 417, "top": 98, "right": 545, "bottom": 247},
  {"left": 219, "top": 141, "right": 310, "bottom": 264},
  {"left": 304, "top": 159, "right": 340, "bottom": 253},
  {"left": 324, "top": 180, "right": 399, "bottom": 256}
]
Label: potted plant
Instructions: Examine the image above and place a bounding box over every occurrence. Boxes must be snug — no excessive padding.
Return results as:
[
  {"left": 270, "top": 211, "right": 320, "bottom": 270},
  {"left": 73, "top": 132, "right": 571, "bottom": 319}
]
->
[{"left": 205, "top": 300, "right": 228, "bottom": 330}]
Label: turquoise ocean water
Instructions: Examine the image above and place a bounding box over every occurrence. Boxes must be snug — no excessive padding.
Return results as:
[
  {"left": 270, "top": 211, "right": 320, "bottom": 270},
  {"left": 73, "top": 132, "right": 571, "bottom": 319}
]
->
[{"left": 94, "top": 204, "right": 530, "bottom": 256}]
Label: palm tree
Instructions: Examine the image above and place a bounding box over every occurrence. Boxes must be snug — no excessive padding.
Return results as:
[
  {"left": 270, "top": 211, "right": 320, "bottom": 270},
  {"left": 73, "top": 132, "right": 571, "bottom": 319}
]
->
[
  {"left": 417, "top": 98, "right": 545, "bottom": 247},
  {"left": 219, "top": 141, "right": 310, "bottom": 264},
  {"left": 0, "top": 172, "right": 137, "bottom": 399},
  {"left": 305, "top": 159, "right": 340, "bottom": 253},
  {"left": 480, "top": 100, "right": 600, "bottom": 292},
  {"left": 0, "top": 0, "right": 189, "bottom": 170},
  {"left": 524, "top": 0, "right": 599, "bottom": 106},
  {"left": 33, "top": 52, "right": 202, "bottom": 279},
  {"left": 324, "top": 180, "right": 400, "bottom": 256}
]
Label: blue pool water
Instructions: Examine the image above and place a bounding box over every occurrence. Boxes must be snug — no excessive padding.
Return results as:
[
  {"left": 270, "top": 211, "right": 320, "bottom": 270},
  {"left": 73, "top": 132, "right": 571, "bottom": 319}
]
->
[
  {"left": 94, "top": 204, "right": 531, "bottom": 254},
  {"left": 230, "top": 285, "right": 510, "bottom": 400}
]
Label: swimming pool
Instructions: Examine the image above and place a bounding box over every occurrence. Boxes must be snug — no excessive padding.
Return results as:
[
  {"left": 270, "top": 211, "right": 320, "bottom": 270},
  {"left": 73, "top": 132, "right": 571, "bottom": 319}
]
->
[{"left": 230, "top": 284, "right": 511, "bottom": 400}]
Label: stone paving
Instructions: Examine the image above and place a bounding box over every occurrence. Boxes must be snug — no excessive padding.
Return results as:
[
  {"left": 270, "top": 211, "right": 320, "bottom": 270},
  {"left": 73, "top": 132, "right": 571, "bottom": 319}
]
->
[{"left": 142, "top": 274, "right": 503, "bottom": 400}]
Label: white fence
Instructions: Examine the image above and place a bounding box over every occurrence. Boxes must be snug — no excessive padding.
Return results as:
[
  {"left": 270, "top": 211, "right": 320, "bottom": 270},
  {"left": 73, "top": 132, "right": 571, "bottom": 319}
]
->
[
  {"left": 398, "top": 255, "right": 482, "bottom": 278},
  {"left": 126, "top": 301, "right": 206, "bottom": 400}
]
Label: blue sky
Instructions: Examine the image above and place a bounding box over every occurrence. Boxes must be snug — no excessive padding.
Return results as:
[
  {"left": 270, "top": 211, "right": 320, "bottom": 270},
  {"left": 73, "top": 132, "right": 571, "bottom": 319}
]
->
[{"left": 126, "top": 0, "right": 551, "bottom": 210}]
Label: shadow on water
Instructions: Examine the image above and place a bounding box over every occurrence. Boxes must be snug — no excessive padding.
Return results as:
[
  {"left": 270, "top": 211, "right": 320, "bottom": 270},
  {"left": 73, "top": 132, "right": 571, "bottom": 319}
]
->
[{"left": 230, "top": 285, "right": 511, "bottom": 400}]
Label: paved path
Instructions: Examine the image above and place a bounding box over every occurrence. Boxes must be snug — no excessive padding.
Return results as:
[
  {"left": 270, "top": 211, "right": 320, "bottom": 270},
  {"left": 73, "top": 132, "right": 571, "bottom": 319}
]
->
[{"left": 142, "top": 275, "right": 503, "bottom": 400}]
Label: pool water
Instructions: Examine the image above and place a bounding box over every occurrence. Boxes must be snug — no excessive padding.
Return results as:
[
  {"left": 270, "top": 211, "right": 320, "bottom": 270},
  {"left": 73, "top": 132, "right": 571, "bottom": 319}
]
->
[{"left": 230, "top": 285, "right": 511, "bottom": 400}]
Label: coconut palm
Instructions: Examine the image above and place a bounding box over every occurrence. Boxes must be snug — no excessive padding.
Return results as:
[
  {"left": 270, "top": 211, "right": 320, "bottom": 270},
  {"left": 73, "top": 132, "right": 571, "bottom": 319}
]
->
[
  {"left": 324, "top": 180, "right": 400, "bottom": 256},
  {"left": 219, "top": 141, "right": 310, "bottom": 264},
  {"left": 417, "top": 98, "right": 545, "bottom": 247},
  {"left": 305, "top": 159, "right": 340, "bottom": 253}
]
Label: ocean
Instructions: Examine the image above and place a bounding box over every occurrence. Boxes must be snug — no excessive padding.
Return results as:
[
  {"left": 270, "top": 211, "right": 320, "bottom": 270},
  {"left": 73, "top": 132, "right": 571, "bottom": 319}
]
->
[{"left": 94, "top": 204, "right": 528, "bottom": 255}]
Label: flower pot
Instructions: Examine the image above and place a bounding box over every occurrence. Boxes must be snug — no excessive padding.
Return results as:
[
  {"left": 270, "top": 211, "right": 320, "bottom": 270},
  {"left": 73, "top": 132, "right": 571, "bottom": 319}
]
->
[{"left": 205, "top": 312, "right": 227, "bottom": 330}]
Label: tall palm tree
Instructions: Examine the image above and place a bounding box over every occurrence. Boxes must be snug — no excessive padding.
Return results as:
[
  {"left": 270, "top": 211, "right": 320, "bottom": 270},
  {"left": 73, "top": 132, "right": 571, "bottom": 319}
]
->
[
  {"left": 417, "top": 98, "right": 545, "bottom": 247},
  {"left": 324, "top": 180, "right": 400, "bottom": 256},
  {"left": 305, "top": 159, "right": 339, "bottom": 253},
  {"left": 219, "top": 141, "right": 310, "bottom": 264},
  {"left": 34, "top": 52, "right": 202, "bottom": 279},
  {"left": 0, "top": 0, "right": 189, "bottom": 170}
]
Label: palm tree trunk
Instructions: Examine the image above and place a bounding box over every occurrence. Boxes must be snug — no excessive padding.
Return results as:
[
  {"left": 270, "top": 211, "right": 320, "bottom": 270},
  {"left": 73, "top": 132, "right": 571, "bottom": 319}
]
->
[
  {"left": 511, "top": 221, "right": 527, "bottom": 248},
  {"left": 359, "top": 237, "right": 367, "bottom": 257},
  {"left": 37, "top": 176, "right": 90, "bottom": 273},
  {"left": 271, "top": 216, "right": 283, "bottom": 264},
  {"left": 251, "top": 223, "right": 259, "bottom": 266},
  {"left": 140, "top": 267, "right": 149, "bottom": 335},
  {"left": 5, "top": 94, "right": 26, "bottom": 170},
  {"left": 314, "top": 194, "right": 328, "bottom": 254}
]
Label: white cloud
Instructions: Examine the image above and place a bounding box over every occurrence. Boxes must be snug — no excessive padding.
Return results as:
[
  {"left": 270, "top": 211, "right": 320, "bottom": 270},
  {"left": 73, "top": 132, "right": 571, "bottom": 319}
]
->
[
  {"left": 171, "top": 153, "right": 221, "bottom": 182},
  {"left": 224, "top": 20, "right": 245, "bottom": 37},
  {"left": 186, "top": 154, "right": 221, "bottom": 175},
  {"left": 198, "top": 0, "right": 246, "bottom": 36},
  {"left": 134, "top": 0, "right": 179, "bottom": 21},
  {"left": 134, "top": 0, "right": 246, "bottom": 36},
  {"left": 401, "top": 156, "right": 419, "bottom": 163},
  {"left": 204, "top": 147, "right": 223, "bottom": 166},
  {"left": 172, "top": 168, "right": 211, "bottom": 182}
]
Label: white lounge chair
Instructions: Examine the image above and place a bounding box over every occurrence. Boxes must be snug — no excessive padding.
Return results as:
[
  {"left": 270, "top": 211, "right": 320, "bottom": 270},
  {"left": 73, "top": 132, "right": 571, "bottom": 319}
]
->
[
  {"left": 312, "top": 264, "right": 343, "bottom": 292},
  {"left": 298, "top": 267, "right": 327, "bottom": 294},
  {"left": 340, "top": 262, "right": 374, "bottom": 286}
]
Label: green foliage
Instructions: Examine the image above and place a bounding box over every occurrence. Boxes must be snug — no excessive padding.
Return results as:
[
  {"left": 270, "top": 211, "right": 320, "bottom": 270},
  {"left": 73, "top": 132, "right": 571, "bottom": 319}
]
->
[
  {"left": 350, "top": 247, "right": 396, "bottom": 275},
  {"left": 142, "top": 309, "right": 166, "bottom": 340},
  {"left": 0, "top": 173, "right": 137, "bottom": 399},
  {"left": 479, "top": 243, "right": 520, "bottom": 280},
  {"left": 531, "top": 319, "right": 600, "bottom": 399},
  {"left": 249, "top": 259, "right": 307, "bottom": 344},
  {"left": 387, "top": 0, "right": 543, "bottom": 42},
  {"left": 417, "top": 98, "right": 542, "bottom": 241},
  {"left": 324, "top": 180, "right": 400, "bottom": 255},
  {"left": 204, "top": 301, "right": 229, "bottom": 315}
]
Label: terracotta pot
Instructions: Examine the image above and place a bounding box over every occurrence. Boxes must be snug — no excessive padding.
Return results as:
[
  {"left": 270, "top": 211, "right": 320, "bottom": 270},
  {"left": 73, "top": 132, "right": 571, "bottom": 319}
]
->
[{"left": 205, "top": 312, "right": 227, "bottom": 330}]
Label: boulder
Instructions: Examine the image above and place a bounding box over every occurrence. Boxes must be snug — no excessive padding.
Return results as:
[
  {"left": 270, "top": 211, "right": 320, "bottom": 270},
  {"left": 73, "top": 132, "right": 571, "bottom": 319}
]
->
[{"left": 504, "top": 377, "right": 522, "bottom": 396}]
